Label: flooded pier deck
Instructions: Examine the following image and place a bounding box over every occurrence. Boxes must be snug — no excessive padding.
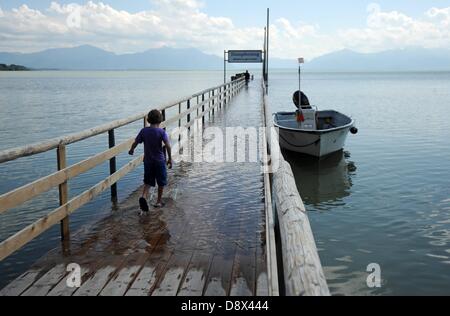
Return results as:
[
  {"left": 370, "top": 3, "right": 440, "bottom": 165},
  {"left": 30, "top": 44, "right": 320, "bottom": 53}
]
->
[
  {"left": 0, "top": 81, "right": 269, "bottom": 296},
  {"left": 1, "top": 77, "right": 330, "bottom": 296}
]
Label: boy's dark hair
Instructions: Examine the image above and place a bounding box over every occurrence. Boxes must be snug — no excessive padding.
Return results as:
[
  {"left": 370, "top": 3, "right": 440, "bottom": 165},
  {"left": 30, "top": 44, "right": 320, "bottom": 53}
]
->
[{"left": 147, "top": 109, "right": 163, "bottom": 125}]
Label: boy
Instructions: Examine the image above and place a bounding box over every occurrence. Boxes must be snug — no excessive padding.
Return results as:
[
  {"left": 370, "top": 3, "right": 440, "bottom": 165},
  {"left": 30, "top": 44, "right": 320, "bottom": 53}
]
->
[{"left": 129, "top": 109, "right": 172, "bottom": 212}]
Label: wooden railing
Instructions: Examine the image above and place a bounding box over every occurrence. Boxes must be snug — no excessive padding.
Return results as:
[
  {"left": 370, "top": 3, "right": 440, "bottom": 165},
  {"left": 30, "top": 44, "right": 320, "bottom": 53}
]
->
[
  {"left": 261, "top": 83, "right": 330, "bottom": 296},
  {"left": 0, "top": 78, "right": 246, "bottom": 262}
]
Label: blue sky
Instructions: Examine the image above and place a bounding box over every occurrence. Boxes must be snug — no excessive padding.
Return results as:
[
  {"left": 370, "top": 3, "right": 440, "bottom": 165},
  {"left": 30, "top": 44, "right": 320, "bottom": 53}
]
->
[{"left": 1, "top": 0, "right": 449, "bottom": 58}]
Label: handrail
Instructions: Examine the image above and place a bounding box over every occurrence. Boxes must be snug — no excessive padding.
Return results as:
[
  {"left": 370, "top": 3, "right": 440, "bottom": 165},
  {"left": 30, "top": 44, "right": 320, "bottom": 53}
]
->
[
  {"left": 0, "top": 79, "right": 242, "bottom": 164},
  {"left": 0, "top": 78, "right": 246, "bottom": 262},
  {"left": 262, "top": 82, "right": 330, "bottom": 296}
]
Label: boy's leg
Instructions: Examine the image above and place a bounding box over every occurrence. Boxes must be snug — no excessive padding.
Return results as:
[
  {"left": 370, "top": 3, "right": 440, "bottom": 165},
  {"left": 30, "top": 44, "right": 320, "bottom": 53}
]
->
[
  {"left": 142, "top": 184, "right": 150, "bottom": 199},
  {"left": 154, "top": 161, "right": 167, "bottom": 207},
  {"left": 156, "top": 186, "right": 164, "bottom": 204}
]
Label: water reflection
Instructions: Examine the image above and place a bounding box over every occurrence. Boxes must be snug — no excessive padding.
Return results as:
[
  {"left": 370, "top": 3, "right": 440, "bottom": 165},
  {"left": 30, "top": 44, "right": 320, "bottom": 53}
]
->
[{"left": 283, "top": 150, "right": 357, "bottom": 208}]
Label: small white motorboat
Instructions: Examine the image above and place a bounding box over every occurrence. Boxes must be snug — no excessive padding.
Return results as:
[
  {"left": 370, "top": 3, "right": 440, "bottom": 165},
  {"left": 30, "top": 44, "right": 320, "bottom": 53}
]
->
[
  {"left": 274, "top": 107, "right": 357, "bottom": 157},
  {"left": 274, "top": 58, "right": 358, "bottom": 158}
]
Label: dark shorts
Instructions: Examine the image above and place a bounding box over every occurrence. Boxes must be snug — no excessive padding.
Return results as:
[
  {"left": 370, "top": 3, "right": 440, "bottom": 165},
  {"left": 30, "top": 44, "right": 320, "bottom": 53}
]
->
[{"left": 144, "top": 161, "right": 167, "bottom": 187}]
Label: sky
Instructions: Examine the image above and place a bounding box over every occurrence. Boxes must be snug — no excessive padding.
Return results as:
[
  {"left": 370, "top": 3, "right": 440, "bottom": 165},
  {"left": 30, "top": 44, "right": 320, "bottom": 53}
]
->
[{"left": 0, "top": 0, "right": 449, "bottom": 60}]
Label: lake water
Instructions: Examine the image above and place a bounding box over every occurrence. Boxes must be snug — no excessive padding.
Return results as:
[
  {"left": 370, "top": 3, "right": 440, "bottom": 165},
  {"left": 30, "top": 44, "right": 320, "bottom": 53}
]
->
[{"left": 1, "top": 70, "right": 450, "bottom": 295}]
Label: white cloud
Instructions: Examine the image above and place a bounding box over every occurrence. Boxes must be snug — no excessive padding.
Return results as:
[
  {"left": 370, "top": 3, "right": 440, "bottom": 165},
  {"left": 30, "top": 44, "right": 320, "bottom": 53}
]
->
[
  {"left": 338, "top": 4, "right": 450, "bottom": 53},
  {"left": 0, "top": 1, "right": 449, "bottom": 59}
]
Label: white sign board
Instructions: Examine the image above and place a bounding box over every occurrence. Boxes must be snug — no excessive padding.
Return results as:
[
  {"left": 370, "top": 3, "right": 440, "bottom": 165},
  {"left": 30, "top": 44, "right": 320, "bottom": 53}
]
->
[{"left": 228, "top": 50, "right": 263, "bottom": 63}]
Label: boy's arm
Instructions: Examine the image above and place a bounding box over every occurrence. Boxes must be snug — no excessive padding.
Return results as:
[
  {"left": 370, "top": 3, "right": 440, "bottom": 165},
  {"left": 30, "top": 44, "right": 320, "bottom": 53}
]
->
[
  {"left": 163, "top": 138, "right": 173, "bottom": 169},
  {"left": 128, "top": 141, "right": 139, "bottom": 156},
  {"left": 129, "top": 130, "right": 144, "bottom": 155}
]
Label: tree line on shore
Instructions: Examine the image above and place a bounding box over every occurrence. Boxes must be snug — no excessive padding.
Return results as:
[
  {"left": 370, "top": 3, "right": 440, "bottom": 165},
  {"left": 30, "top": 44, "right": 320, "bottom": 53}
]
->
[{"left": 0, "top": 64, "right": 29, "bottom": 71}]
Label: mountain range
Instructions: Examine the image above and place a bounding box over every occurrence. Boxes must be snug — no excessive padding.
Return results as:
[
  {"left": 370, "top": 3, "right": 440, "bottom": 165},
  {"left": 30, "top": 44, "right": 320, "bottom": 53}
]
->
[{"left": 1, "top": 45, "right": 449, "bottom": 71}]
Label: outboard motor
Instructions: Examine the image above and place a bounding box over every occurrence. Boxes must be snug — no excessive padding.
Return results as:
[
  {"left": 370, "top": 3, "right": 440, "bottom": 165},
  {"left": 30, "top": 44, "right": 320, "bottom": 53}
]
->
[
  {"left": 293, "top": 91, "right": 312, "bottom": 109},
  {"left": 293, "top": 91, "right": 316, "bottom": 130}
]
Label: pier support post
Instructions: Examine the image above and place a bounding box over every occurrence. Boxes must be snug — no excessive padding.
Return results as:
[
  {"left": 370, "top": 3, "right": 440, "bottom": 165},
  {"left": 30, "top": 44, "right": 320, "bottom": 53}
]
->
[
  {"left": 212, "top": 89, "right": 215, "bottom": 115},
  {"left": 208, "top": 91, "right": 211, "bottom": 119},
  {"left": 187, "top": 99, "right": 191, "bottom": 132},
  {"left": 178, "top": 103, "right": 182, "bottom": 149},
  {"left": 196, "top": 96, "right": 200, "bottom": 117},
  {"left": 162, "top": 109, "right": 166, "bottom": 127},
  {"left": 57, "top": 144, "right": 70, "bottom": 242},
  {"left": 108, "top": 130, "right": 118, "bottom": 201},
  {"left": 202, "top": 94, "right": 205, "bottom": 124}
]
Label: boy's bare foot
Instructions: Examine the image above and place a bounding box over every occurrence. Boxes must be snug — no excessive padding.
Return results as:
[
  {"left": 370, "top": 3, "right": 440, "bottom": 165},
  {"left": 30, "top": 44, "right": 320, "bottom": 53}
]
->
[{"left": 139, "top": 197, "right": 150, "bottom": 213}]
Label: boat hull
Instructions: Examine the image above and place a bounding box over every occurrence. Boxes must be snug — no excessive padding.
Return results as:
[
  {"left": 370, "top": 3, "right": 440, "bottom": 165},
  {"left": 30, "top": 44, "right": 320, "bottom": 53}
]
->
[{"left": 277, "top": 125, "right": 352, "bottom": 157}]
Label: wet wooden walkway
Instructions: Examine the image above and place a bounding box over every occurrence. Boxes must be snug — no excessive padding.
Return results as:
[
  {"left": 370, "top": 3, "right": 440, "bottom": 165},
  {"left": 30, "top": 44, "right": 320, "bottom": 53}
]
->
[{"left": 0, "top": 81, "right": 269, "bottom": 296}]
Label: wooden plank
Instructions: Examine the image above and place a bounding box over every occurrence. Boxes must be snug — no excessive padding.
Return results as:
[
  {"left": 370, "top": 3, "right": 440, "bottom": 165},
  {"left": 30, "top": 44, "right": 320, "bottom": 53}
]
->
[
  {"left": 261, "top": 92, "right": 280, "bottom": 296},
  {"left": 0, "top": 270, "right": 41, "bottom": 296},
  {"left": 150, "top": 231, "right": 196, "bottom": 296},
  {"left": 0, "top": 113, "right": 145, "bottom": 164},
  {"left": 99, "top": 252, "right": 149, "bottom": 296},
  {"left": 0, "top": 138, "right": 134, "bottom": 215},
  {"left": 47, "top": 266, "right": 91, "bottom": 297},
  {"left": 0, "top": 155, "right": 144, "bottom": 261},
  {"left": 99, "top": 266, "right": 143, "bottom": 296},
  {"left": 22, "top": 265, "right": 67, "bottom": 296},
  {"left": 151, "top": 267, "right": 185, "bottom": 296},
  {"left": 73, "top": 266, "right": 117, "bottom": 296},
  {"left": 229, "top": 226, "right": 257, "bottom": 297},
  {"left": 125, "top": 267, "right": 157, "bottom": 296},
  {"left": 178, "top": 251, "right": 214, "bottom": 297},
  {"left": 256, "top": 273, "right": 269, "bottom": 297},
  {"left": 204, "top": 253, "right": 235, "bottom": 297},
  {"left": 204, "top": 276, "right": 227, "bottom": 296},
  {"left": 177, "top": 269, "right": 206, "bottom": 296},
  {"left": 130, "top": 208, "right": 190, "bottom": 296},
  {"left": 230, "top": 277, "right": 252, "bottom": 297}
]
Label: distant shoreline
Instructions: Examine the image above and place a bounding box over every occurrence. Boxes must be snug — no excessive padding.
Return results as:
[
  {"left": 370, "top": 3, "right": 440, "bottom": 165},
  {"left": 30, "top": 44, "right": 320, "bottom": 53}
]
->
[
  {"left": 0, "top": 64, "right": 30, "bottom": 71},
  {"left": 2, "top": 68, "right": 450, "bottom": 74}
]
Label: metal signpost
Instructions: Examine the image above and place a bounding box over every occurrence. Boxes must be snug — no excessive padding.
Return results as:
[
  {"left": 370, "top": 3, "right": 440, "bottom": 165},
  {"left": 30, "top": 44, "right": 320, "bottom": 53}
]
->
[{"left": 223, "top": 50, "right": 263, "bottom": 83}]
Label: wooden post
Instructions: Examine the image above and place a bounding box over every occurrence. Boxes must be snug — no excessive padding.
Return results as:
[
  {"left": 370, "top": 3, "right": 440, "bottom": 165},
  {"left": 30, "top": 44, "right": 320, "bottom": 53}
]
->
[
  {"left": 187, "top": 99, "right": 191, "bottom": 131},
  {"left": 57, "top": 144, "right": 70, "bottom": 241},
  {"left": 178, "top": 103, "right": 181, "bottom": 144},
  {"left": 266, "top": 8, "right": 270, "bottom": 84},
  {"left": 162, "top": 109, "right": 166, "bottom": 127},
  {"left": 108, "top": 130, "right": 117, "bottom": 201},
  {"left": 208, "top": 91, "right": 211, "bottom": 119},
  {"left": 202, "top": 94, "right": 205, "bottom": 124},
  {"left": 212, "top": 89, "right": 215, "bottom": 116},
  {"left": 197, "top": 96, "right": 200, "bottom": 117}
]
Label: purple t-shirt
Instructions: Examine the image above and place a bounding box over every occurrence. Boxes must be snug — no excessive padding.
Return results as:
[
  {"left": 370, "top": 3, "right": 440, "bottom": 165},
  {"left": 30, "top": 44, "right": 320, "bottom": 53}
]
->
[{"left": 136, "top": 127, "right": 169, "bottom": 163}]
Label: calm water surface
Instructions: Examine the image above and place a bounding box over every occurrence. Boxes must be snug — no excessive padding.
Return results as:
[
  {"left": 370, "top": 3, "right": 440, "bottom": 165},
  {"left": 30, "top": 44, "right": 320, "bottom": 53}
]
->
[
  {"left": 1, "top": 70, "right": 450, "bottom": 295},
  {"left": 268, "top": 71, "right": 450, "bottom": 295}
]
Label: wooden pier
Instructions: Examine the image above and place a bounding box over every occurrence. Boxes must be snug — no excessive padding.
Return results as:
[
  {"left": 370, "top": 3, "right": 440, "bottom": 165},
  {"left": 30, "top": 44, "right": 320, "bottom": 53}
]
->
[{"left": 0, "top": 78, "right": 329, "bottom": 296}]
